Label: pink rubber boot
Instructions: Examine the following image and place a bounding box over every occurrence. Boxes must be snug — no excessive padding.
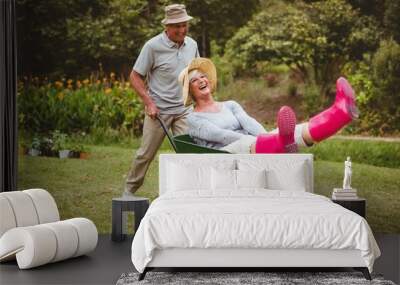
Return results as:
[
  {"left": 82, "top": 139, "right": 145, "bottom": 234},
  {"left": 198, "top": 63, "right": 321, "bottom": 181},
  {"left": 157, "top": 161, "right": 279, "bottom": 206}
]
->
[
  {"left": 308, "top": 77, "right": 359, "bottom": 142},
  {"left": 255, "top": 106, "right": 298, "bottom": 153}
]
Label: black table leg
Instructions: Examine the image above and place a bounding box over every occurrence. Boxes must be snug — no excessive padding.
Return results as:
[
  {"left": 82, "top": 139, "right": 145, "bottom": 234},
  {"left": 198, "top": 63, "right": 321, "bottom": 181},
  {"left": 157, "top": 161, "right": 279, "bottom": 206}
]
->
[{"left": 112, "top": 201, "right": 124, "bottom": 242}]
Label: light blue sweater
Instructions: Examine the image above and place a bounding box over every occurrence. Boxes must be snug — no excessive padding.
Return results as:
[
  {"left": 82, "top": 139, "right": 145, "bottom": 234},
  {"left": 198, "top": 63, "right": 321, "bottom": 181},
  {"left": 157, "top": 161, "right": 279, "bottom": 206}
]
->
[{"left": 187, "top": 101, "right": 266, "bottom": 149}]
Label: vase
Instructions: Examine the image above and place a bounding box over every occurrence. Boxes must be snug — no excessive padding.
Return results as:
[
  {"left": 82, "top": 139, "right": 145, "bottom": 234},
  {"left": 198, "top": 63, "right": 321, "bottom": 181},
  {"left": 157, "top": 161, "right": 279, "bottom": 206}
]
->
[
  {"left": 59, "top": 150, "right": 70, "bottom": 159},
  {"left": 28, "top": 148, "right": 41, "bottom": 156}
]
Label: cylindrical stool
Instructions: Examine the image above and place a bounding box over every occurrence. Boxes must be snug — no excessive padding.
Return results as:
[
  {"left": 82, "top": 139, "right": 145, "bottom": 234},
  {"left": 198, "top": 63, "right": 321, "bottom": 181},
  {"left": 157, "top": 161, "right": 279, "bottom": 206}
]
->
[{"left": 111, "top": 197, "right": 149, "bottom": 242}]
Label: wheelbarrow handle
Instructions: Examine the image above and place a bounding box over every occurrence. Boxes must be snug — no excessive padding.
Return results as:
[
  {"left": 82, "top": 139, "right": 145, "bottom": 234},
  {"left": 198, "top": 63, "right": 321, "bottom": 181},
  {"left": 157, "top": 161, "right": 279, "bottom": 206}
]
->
[{"left": 155, "top": 115, "right": 178, "bottom": 153}]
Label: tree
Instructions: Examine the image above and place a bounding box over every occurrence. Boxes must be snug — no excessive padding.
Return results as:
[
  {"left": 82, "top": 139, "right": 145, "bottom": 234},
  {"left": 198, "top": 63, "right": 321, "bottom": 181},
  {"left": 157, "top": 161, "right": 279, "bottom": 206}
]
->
[
  {"left": 384, "top": 0, "right": 400, "bottom": 43},
  {"left": 65, "top": 0, "right": 163, "bottom": 76},
  {"left": 225, "top": 0, "right": 381, "bottom": 98},
  {"left": 16, "top": 0, "right": 163, "bottom": 77},
  {"left": 182, "top": 0, "right": 260, "bottom": 56},
  {"left": 16, "top": 0, "right": 104, "bottom": 77}
]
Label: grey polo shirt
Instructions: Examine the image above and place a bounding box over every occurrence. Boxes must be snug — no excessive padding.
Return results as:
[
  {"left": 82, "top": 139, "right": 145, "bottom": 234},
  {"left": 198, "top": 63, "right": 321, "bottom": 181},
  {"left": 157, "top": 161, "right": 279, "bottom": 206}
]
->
[{"left": 133, "top": 32, "right": 199, "bottom": 114}]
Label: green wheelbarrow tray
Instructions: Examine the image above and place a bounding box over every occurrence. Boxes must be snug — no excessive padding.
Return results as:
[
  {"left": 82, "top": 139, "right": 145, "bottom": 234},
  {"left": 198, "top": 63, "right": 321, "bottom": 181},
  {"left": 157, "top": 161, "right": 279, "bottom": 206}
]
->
[{"left": 156, "top": 115, "right": 229, "bottom": 154}]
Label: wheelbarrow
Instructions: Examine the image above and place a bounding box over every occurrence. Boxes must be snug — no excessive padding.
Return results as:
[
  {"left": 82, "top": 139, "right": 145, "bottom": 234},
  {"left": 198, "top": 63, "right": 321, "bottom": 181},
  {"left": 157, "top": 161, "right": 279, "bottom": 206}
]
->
[{"left": 156, "top": 115, "right": 229, "bottom": 154}]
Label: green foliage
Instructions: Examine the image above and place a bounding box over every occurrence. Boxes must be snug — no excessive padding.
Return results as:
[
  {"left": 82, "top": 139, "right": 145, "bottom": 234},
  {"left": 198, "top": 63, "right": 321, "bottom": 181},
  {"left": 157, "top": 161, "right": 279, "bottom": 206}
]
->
[
  {"left": 370, "top": 39, "right": 400, "bottom": 134},
  {"left": 384, "top": 0, "right": 400, "bottom": 43},
  {"left": 17, "top": 0, "right": 164, "bottom": 77},
  {"left": 17, "top": 76, "right": 145, "bottom": 137},
  {"left": 51, "top": 131, "right": 69, "bottom": 152},
  {"left": 65, "top": 0, "right": 161, "bottom": 75},
  {"left": 225, "top": 0, "right": 381, "bottom": 97},
  {"left": 182, "top": 0, "right": 260, "bottom": 56},
  {"left": 30, "top": 136, "right": 41, "bottom": 150},
  {"left": 302, "top": 84, "right": 323, "bottom": 115},
  {"left": 345, "top": 39, "right": 400, "bottom": 135},
  {"left": 17, "top": 0, "right": 258, "bottom": 76},
  {"left": 210, "top": 41, "right": 234, "bottom": 87},
  {"left": 302, "top": 138, "right": 400, "bottom": 169}
]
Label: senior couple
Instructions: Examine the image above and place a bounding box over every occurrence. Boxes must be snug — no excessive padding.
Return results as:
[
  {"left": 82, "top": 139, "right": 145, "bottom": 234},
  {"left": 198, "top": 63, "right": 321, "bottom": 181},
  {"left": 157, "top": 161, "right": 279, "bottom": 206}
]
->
[{"left": 123, "top": 4, "right": 358, "bottom": 196}]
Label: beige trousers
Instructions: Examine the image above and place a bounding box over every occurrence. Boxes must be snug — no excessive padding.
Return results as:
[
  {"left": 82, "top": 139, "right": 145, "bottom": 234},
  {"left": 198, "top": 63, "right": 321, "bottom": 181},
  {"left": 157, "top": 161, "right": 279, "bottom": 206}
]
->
[{"left": 125, "top": 110, "right": 189, "bottom": 193}]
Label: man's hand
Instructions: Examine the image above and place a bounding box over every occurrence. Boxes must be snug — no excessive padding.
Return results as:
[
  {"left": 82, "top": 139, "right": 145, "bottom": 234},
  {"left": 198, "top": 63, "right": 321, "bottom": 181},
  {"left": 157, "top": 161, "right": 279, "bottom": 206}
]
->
[
  {"left": 145, "top": 101, "right": 159, "bottom": 119},
  {"left": 130, "top": 70, "right": 160, "bottom": 120}
]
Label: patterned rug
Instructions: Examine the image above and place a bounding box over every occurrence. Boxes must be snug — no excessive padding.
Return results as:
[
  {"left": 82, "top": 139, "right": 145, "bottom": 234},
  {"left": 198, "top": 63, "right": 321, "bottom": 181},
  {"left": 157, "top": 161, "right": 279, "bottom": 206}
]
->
[{"left": 116, "top": 271, "right": 396, "bottom": 285}]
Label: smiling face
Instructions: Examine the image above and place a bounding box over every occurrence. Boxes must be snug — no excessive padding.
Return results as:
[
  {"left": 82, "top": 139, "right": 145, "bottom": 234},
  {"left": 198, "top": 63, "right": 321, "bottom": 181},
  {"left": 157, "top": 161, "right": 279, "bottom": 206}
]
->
[
  {"left": 189, "top": 71, "right": 212, "bottom": 102},
  {"left": 165, "top": 22, "right": 188, "bottom": 45}
]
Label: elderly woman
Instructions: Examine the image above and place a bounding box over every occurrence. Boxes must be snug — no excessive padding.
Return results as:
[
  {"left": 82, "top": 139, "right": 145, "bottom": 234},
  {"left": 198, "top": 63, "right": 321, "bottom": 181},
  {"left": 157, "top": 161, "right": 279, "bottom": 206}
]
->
[{"left": 178, "top": 58, "right": 358, "bottom": 154}]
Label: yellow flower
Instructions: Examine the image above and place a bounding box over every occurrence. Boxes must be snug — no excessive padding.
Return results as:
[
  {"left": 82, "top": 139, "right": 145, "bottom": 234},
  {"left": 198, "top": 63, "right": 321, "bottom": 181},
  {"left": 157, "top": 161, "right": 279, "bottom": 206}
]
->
[
  {"left": 57, "top": 93, "right": 64, "bottom": 100},
  {"left": 110, "top": 72, "right": 115, "bottom": 78},
  {"left": 83, "top": 79, "right": 90, "bottom": 85},
  {"left": 105, "top": 88, "right": 112, "bottom": 94},
  {"left": 55, "top": 81, "right": 63, "bottom": 88},
  {"left": 67, "top": 79, "right": 73, "bottom": 85}
]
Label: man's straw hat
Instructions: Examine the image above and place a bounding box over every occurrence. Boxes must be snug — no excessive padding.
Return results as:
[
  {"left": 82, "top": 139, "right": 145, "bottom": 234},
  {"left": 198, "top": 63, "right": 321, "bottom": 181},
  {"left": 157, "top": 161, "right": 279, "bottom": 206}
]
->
[
  {"left": 178, "top": 58, "right": 217, "bottom": 106},
  {"left": 161, "top": 4, "right": 193, "bottom": 25}
]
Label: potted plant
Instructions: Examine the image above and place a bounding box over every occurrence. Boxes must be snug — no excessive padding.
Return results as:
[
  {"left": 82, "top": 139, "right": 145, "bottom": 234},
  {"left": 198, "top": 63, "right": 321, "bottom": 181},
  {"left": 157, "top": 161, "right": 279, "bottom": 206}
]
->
[
  {"left": 51, "top": 130, "right": 70, "bottom": 159},
  {"left": 39, "top": 136, "right": 56, "bottom": 157},
  {"left": 28, "top": 136, "right": 41, "bottom": 156},
  {"left": 69, "top": 143, "right": 90, "bottom": 159},
  {"left": 79, "top": 145, "right": 90, "bottom": 159},
  {"left": 68, "top": 142, "right": 83, "bottom": 158}
]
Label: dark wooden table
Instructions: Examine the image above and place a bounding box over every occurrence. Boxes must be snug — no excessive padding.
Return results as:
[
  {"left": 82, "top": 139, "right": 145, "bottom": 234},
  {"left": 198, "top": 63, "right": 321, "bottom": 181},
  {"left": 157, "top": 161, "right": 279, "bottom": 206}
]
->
[{"left": 332, "top": 198, "right": 366, "bottom": 218}]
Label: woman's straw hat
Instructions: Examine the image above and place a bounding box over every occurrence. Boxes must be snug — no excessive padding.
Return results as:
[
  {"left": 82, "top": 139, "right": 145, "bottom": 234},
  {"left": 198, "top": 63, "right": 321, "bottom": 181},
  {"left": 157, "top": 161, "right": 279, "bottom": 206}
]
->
[{"left": 178, "top": 58, "right": 217, "bottom": 106}]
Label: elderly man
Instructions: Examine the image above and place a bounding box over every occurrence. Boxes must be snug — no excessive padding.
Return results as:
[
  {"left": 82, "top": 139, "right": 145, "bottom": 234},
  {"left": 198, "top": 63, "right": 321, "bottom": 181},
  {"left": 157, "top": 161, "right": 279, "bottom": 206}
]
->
[{"left": 123, "top": 4, "right": 199, "bottom": 196}]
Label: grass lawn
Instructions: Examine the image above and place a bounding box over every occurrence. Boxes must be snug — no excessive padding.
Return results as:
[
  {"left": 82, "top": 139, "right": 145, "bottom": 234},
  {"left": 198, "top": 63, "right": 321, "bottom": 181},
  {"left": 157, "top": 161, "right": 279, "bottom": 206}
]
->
[{"left": 18, "top": 142, "right": 400, "bottom": 234}]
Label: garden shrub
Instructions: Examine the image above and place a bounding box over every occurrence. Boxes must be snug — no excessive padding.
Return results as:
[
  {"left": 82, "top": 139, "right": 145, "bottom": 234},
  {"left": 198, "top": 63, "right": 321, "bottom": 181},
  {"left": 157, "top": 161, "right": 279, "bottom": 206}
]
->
[
  {"left": 225, "top": 0, "right": 380, "bottom": 98},
  {"left": 343, "top": 39, "right": 400, "bottom": 135},
  {"left": 370, "top": 39, "right": 400, "bottom": 134},
  {"left": 302, "top": 84, "right": 323, "bottom": 116},
  {"left": 18, "top": 75, "right": 145, "bottom": 138}
]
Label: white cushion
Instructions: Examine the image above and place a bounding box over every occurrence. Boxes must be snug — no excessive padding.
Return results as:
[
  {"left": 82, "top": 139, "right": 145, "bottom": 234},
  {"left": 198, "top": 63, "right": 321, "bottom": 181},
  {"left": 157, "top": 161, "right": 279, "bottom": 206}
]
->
[
  {"left": 236, "top": 169, "right": 267, "bottom": 189},
  {"left": 0, "top": 196, "right": 17, "bottom": 237},
  {"left": 266, "top": 165, "right": 306, "bottom": 191},
  {"left": 167, "top": 160, "right": 236, "bottom": 192},
  {"left": 0, "top": 226, "right": 57, "bottom": 269},
  {"left": 65, "top": 218, "right": 98, "bottom": 257},
  {"left": 42, "top": 221, "right": 79, "bottom": 262},
  {"left": 0, "top": 192, "right": 39, "bottom": 227},
  {"left": 211, "top": 168, "right": 237, "bottom": 191},
  {"left": 23, "top": 189, "right": 60, "bottom": 223},
  {"left": 167, "top": 163, "right": 211, "bottom": 191},
  {"left": 211, "top": 169, "right": 268, "bottom": 192},
  {"left": 238, "top": 159, "right": 308, "bottom": 191}
]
